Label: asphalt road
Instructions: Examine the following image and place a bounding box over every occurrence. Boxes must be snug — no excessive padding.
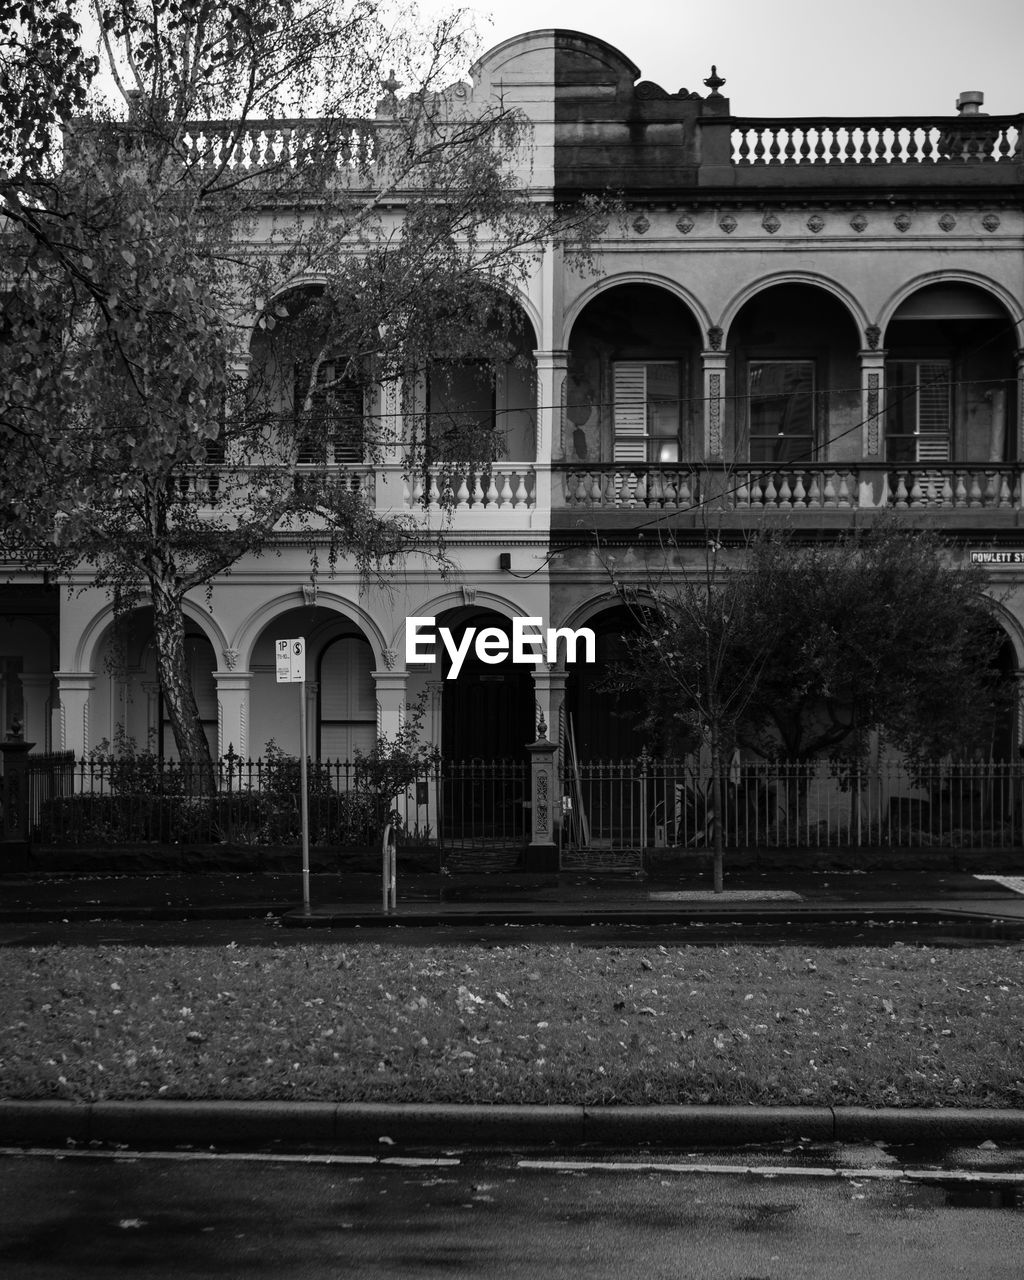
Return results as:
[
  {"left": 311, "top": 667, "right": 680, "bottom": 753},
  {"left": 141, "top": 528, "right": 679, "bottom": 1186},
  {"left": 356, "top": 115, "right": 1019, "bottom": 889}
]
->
[{"left": 2, "top": 1149, "right": 1022, "bottom": 1279}]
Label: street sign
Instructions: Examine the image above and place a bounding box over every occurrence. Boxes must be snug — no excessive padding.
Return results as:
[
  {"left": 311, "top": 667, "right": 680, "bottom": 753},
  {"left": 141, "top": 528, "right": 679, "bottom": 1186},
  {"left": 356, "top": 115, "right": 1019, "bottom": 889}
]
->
[{"left": 275, "top": 637, "right": 306, "bottom": 683}]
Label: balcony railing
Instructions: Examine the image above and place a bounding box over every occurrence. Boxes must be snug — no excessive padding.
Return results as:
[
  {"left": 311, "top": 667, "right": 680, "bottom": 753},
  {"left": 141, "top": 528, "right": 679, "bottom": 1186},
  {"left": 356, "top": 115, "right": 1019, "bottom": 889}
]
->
[
  {"left": 556, "top": 463, "right": 1024, "bottom": 514},
  {"left": 404, "top": 462, "right": 536, "bottom": 512},
  {"left": 727, "top": 115, "right": 1023, "bottom": 167}
]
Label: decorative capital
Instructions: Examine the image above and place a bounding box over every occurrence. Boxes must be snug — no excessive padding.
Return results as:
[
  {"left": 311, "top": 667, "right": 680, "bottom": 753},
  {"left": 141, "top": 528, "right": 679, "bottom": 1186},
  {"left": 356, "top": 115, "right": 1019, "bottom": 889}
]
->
[{"left": 865, "top": 324, "right": 882, "bottom": 351}]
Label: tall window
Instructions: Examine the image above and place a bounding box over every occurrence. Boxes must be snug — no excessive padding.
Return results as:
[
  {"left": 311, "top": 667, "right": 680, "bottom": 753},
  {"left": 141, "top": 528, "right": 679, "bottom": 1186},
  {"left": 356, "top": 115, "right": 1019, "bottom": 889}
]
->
[
  {"left": 885, "top": 360, "right": 952, "bottom": 462},
  {"left": 747, "top": 361, "right": 816, "bottom": 463},
  {"left": 318, "top": 637, "right": 376, "bottom": 759},
  {"left": 294, "top": 359, "right": 364, "bottom": 464},
  {"left": 612, "top": 361, "right": 681, "bottom": 462}
]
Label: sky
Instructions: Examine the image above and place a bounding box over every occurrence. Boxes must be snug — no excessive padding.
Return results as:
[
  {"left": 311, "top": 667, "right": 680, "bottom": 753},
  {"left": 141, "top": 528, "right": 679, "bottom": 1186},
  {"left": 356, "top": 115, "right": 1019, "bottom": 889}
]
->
[{"left": 422, "top": 0, "right": 1024, "bottom": 117}]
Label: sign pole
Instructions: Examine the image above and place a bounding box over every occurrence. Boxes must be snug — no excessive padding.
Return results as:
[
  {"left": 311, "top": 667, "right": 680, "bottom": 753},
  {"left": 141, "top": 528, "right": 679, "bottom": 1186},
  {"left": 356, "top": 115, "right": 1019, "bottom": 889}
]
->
[
  {"left": 276, "top": 637, "right": 309, "bottom": 916},
  {"left": 299, "top": 679, "right": 310, "bottom": 916}
]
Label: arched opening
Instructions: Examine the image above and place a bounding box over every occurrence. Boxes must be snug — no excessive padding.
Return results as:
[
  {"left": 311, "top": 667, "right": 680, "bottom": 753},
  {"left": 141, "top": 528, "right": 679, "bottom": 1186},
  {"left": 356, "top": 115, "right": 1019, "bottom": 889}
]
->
[
  {"left": 563, "top": 605, "right": 648, "bottom": 761},
  {"left": 249, "top": 284, "right": 368, "bottom": 467},
  {"left": 725, "top": 283, "right": 862, "bottom": 465},
  {"left": 565, "top": 284, "right": 704, "bottom": 464},
  {"left": 437, "top": 608, "right": 534, "bottom": 762},
  {"left": 883, "top": 284, "right": 1018, "bottom": 464},
  {"left": 424, "top": 296, "right": 537, "bottom": 464},
  {"left": 249, "top": 607, "right": 376, "bottom": 761},
  {"left": 91, "top": 609, "right": 218, "bottom": 760}
]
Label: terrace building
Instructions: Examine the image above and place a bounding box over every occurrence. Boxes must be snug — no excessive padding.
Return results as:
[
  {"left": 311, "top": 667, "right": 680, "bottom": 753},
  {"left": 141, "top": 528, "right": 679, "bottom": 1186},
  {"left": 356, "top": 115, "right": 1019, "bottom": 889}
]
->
[{"left": 3, "top": 29, "right": 1023, "bottom": 865}]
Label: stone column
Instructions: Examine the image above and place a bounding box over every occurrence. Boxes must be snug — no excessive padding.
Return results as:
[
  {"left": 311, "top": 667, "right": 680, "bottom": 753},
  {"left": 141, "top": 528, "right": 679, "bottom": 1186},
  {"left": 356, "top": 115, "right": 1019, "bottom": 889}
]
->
[
  {"left": 54, "top": 672, "right": 95, "bottom": 757},
  {"left": 531, "top": 665, "right": 568, "bottom": 749},
  {"left": 526, "top": 727, "right": 559, "bottom": 872},
  {"left": 19, "top": 673, "right": 53, "bottom": 754},
  {"left": 859, "top": 346, "right": 888, "bottom": 508},
  {"left": 533, "top": 349, "right": 569, "bottom": 511},
  {"left": 701, "top": 345, "right": 729, "bottom": 461},
  {"left": 373, "top": 669, "right": 409, "bottom": 739},
  {"left": 860, "top": 347, "right": 887, "bottom": 461},
  {"left": 215, "top": 670, "right": 252, "bottom": 758},
  {"left": 1017, "top": 350, "right": 1024, "bottom": 459}
]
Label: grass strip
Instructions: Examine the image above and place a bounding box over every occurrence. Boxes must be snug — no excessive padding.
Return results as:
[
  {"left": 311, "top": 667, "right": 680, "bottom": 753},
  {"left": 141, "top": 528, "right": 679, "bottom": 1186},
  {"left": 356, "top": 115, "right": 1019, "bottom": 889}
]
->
[{"left": 2, "top": 943, "right": 1022, "bottom": 1108}]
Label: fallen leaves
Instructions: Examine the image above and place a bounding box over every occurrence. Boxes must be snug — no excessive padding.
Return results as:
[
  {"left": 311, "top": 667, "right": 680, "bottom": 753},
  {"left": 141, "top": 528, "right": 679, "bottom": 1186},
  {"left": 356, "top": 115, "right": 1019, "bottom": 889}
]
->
[{"left": 2, "top": 943, "right": 1023, "bottom": 1109}]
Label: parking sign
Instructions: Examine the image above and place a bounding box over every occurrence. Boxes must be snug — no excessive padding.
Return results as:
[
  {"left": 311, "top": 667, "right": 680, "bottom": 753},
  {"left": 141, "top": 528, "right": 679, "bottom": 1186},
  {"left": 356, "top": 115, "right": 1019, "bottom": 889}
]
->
[{"left": 275, "top": 637, "right": 306, "bottom": 683}]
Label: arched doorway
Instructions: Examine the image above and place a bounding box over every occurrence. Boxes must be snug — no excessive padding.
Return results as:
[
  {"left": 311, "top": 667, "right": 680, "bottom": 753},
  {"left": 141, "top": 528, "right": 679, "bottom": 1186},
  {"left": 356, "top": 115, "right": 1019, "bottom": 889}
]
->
[
  {"left": 436, "top": 608, "right": 533, "bottom": 856},
  {"left": 563, "top": 605, "right": 648, "bottom": 761}
]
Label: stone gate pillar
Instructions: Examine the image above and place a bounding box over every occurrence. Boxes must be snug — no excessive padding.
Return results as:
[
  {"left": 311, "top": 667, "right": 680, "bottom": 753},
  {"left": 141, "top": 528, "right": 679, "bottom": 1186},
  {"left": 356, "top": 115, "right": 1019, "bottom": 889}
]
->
[{"left": 526, "top": 718, "right": 559, "bottom": 872}]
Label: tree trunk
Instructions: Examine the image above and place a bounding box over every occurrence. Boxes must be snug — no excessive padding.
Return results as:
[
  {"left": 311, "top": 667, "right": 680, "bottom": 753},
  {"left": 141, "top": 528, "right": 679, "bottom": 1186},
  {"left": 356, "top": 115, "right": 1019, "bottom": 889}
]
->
[
  {"left": 709, "top": 732, "right": 725, "bottom": 893},
  {"left": 151, "top": 576, "right": 215, "bottom": 789}
]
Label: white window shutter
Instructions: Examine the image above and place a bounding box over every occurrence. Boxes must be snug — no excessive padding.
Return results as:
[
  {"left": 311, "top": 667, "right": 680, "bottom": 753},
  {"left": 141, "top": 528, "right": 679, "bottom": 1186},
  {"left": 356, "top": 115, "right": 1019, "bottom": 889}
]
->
[
  {"left": 916, "top": 362, "right": 951, "bottom": 462},
  {"left": 613, "top": 362, "right": 648, "bottom": 462}
]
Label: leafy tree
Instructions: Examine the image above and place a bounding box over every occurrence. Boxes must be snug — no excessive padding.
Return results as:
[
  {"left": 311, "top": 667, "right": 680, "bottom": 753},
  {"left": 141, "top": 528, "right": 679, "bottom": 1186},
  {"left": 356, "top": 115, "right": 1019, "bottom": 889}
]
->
[
  {"left": 609, "top": 521, "right": 1014, "bottom": 887},
  {"left": 1, "top": 1, "right": 603, "bottom": 768}
]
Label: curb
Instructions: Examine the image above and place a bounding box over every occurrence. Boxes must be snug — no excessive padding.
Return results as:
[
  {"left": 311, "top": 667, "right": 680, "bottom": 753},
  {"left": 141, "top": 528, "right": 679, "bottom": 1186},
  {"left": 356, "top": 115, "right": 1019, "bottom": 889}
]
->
[{"left": 3, "top": 1101, "right": 1024, "bottom": 1150}]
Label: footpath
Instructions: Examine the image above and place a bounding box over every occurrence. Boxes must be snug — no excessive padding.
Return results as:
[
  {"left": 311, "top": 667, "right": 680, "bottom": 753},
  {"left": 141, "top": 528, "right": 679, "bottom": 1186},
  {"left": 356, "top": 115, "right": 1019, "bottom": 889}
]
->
[
  {"left": 3, "top": 864, "right": 1024, "bottom": 1154},
  {"left": 3, "top": 866, "right": 1024, "bottom": 927}
]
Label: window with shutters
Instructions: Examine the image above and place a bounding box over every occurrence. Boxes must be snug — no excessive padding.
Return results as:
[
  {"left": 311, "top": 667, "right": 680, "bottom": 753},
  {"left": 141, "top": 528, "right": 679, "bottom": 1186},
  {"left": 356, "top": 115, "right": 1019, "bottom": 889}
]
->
[
  {"left": 612, "top": 361, "right": 681, "bottom": 462},
  {"left": 885, "top": 360, "right": 952, "bottom": 463},
  {"left": 747, "top": 361, "right": 816, "bottom": 463},
  {"left": 317, "top": 636, "right": 376, "bottom": 760},
  {"left": 294, "top": 358, "right": 365, "bottom": 464}
]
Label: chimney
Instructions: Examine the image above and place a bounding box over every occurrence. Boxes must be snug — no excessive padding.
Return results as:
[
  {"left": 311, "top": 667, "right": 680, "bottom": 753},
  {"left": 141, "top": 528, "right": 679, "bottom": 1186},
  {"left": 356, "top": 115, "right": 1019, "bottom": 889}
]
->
[{"left": 956, "top": 90, "right": 984, "bottom": 115}]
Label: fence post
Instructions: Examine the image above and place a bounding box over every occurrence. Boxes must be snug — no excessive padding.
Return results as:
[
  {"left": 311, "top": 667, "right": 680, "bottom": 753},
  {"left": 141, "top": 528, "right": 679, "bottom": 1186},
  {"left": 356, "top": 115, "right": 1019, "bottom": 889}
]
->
[
  {"left": 525, "top": 715, "right": 559, "bottom": 872},
  {"left": 0, "top": 714, "right": 36, "bottom": 871}
]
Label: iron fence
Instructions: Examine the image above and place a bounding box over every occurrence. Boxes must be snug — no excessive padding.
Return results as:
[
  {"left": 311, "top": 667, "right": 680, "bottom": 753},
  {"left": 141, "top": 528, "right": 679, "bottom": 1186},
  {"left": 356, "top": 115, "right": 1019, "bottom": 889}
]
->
[
  {"left": 561, "top": 757, "right": 1024, "bottom": 851},
  {"left": 27, "top": 753, "right": 528, "bottom": 856}
]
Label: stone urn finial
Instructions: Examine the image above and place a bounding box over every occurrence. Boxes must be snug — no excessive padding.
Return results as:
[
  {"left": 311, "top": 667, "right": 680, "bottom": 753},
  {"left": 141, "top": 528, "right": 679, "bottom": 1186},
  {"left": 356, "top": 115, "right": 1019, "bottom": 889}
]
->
[{"left": 703, "top": 65, "right": 726, "bottom": 97}]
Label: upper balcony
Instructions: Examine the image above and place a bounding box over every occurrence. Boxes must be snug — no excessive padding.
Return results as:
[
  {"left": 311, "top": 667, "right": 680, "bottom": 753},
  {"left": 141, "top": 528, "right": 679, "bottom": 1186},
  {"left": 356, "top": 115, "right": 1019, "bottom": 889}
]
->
[{"left": 553, "top": 461, "right": 1024, "bottom": 529}]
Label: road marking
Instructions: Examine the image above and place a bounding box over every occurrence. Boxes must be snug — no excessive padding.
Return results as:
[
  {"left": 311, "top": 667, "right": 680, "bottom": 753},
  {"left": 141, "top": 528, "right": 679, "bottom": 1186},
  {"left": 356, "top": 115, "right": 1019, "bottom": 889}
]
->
[
  {"left": 975, "top": 875, "right": 1024, "bottom": 896},
  {"left": 517, "top": 1159, "right": 1024, "bottom": 1184},
  {"left": 0, "top": 1147, "right": 459, "bottom": 1168}
]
